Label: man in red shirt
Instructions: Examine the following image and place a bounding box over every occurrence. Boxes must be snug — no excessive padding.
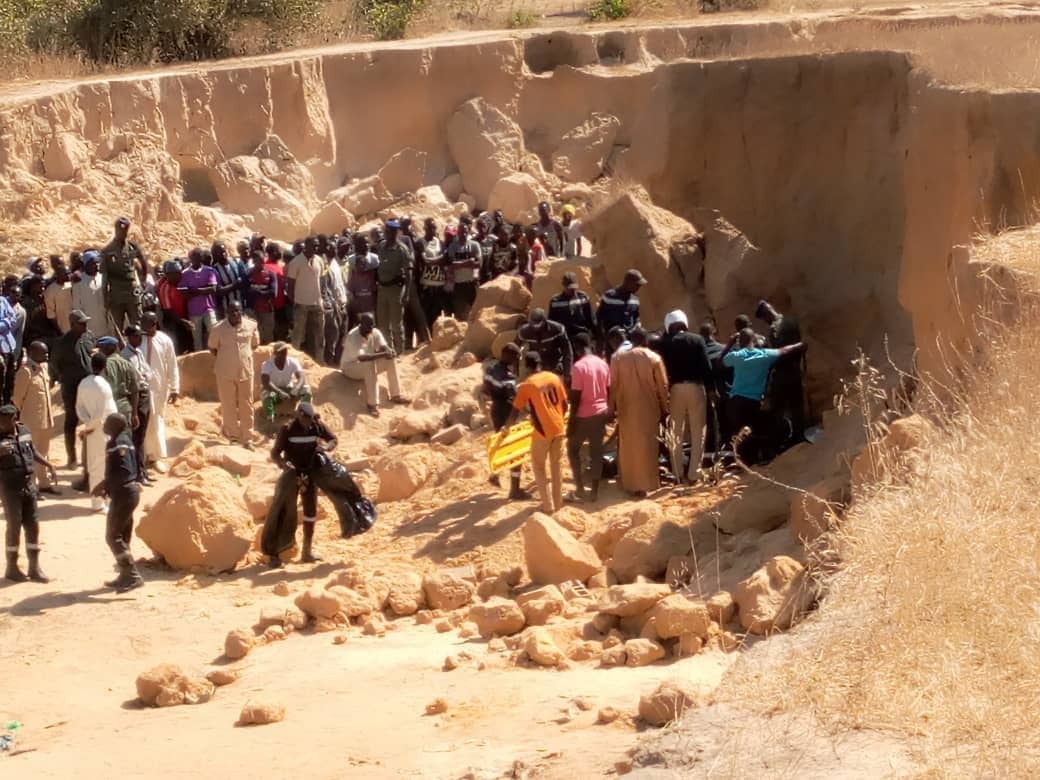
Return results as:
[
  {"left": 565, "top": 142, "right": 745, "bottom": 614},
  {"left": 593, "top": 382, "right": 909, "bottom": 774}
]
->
[
  {"left": 156, "top": 260, "right": 191, "bottom": 353},
  {"left": 248, "top": 250, "right": 276, "bottom": 344},
  {"left": 265, "top": 243, "right": 289, "bottom": 341}
]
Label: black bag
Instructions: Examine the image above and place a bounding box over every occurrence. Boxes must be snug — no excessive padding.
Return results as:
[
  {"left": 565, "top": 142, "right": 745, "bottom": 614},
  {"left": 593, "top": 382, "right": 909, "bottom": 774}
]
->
[
  {"left": 310, "top": 453, "right": 377, "bottom": 539},
  {"left": 260, "top": 470, "right": 300, "bottom": 557}
]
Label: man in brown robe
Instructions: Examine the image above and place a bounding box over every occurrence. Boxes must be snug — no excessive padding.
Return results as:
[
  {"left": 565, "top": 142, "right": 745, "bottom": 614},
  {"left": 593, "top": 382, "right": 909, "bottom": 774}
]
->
[{"left": 609, "top": 328, "right": 669, "bottom": 497}]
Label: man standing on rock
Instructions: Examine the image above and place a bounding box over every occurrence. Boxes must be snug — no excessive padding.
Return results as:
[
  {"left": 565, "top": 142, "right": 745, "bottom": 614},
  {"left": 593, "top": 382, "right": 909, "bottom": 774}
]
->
[
  {"left": 597, "top": 269, "right": 645, "bottom": 345},
  {"left": 446, "top": 216, "right": 482, "bottom": 322},
  {"left": 517, "top": 308, "right": 573, "bottom": 380},
  {"left": 51, "top": 309, "right": 96, "bottom": 469},
  {"left": 98, "top": 336, "right": 140, "bottom": 440},
  {"left": 287, "top": 236, "right": 325, "bottom": 362},
  {"left": 180, "top": 249, "right": 219, "bottom": 352},
  {"left": 94, "top": 413, "right": 144, "bottom": 593},
  {"left": 482, "top": 343, "right": 528, "bottom": 501},
  {"left": 756, "top": 299, "right": 807, "bottom": 447},
  {"left": 12, "top": 341, "right": 58, "bottom": 496},
  {"left": 209, "top": 301, "right": 260, "bottom": 449},
  {"left": 609, "top": 328, "right": 669, "bottom": 498},
  {"left": 101, "top": 217, "right": 147, "bottom": 331},
  {"left": 566, "top": 332, "right": 610, "bottom": 503},
  {"left": 376, "top": 220, "right": 412, "bottom": 354},
  {"left": 533, "top": 202, "right": 565, "bottom": 258},
  {"left": 347, "top": 233, "right": 379, "bottom": 332},
  {"left": 549, "top": 272, "right": 596, "bottom": 352},
  {"left": 416, "top": 217, "right": 449, "bottom": 329},
  {"left": 43, "top": 260, "right": 73, "bottom": 336},
  {"left": 77, "top": 352, "right": 117, "bottom": 512},
  {"left": 0, "top": 403, "right": 55, "bottom": 582},
  {"left": 120, "top": 325, "right": 154, "bottom": 485},
  {"left": 504, "top": 352, "right": 569, "bottom": 515},
  {"left": 265, "top": 402, "right": 338, "bottom": 566},
  {"left": 140, "top": 312, "right": 179, "bottom": 473},
  {"left": 72, "top": 251, "right": 109, "bottom": 338},
  {"left": 561, "top": 205, "right": 583, "bottom": 259},
  {"left": 340, "top": 312, "right": 406, "bottom": 418}
]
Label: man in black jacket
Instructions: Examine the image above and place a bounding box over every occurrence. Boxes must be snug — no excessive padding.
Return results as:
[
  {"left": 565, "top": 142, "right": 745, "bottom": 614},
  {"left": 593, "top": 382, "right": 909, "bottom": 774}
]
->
[{"left": 517, "top": 308, "right": 573, "bottom": 380}]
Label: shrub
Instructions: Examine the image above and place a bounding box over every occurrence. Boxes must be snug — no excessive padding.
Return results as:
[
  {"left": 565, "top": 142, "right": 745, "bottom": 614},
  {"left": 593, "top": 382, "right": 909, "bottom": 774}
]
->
[
  {"left": 355, "top": 0, "right": 423, "bottom": 40},
  {"left": 508, "top": 8, "right": 536, "bottom": 28},
  {"left": 587, "top": 0, "right": 630, "bottom": 21}
]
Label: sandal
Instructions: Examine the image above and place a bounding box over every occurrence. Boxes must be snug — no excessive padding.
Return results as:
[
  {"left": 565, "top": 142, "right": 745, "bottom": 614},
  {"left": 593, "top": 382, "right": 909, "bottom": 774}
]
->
[{"left": 564, "top": 491, "right": 586, "bottom": 504}]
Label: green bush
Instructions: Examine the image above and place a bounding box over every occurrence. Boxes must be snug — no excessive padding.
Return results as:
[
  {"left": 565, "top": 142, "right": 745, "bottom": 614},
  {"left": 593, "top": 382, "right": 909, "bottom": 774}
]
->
[
  {"left": 587, "top": 0, "right": 630, "bottom": 21},
  {"left": 508, "top": 8, "right": 536, "bottom": 28},
  {"left": 356, "top": 0, "right": 423, "bottom": 40}
]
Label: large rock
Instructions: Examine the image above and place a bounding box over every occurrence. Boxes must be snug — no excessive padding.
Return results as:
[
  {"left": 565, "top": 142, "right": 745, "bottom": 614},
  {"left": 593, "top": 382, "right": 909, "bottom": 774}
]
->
[
  {"left": 388, "top": 408, "right": 445, "bottom": 440},
  {"left": 469, "top": 597, "right": 526, "bottom": 637},
  {"left": 224, "top": 628, "right": 256, "bottom": 660},
  {"left": 789, "top": 474, "right": 850, "bottom": 544},
  {"left": 587, "top": 501, "right": 656, "bottom": 559},
  {"left": 136, "top": 469, "right": 253, "bottom": 573},
  {"left": 733, "top": 556, "right": 812, "bottom": 635},
  {"left": 446, "top": 98, "right": 525, "bottom": 207},
  {"left": 638, "top": 680, "right": 706, "bottom": 727},
  {"left": 610, "top": 519, "right": 693, "bottom": 583},
  {"left": 212, "top": 155, "right": 311, "bottom": 238},
  {"left": 488, "top": 172, "right": 543, "bottom": 224},
  {"left": 470, "top": 274, "right": 533, "bottom": 318},
  {"left": 430, "top": 318, "right": 467, "bottom": 352},
  {"left": 523, "top": 513, "right": 602, "bottom": 585},
  {"left": 583, "top": 188, "right": 703, "bottom": 329},
  {"left": 423, "top": 569, "right": 476, "bottom": 611},
  {"left": 204, "top": 445, "right": 252, "bottom": 478},
  {"left": 624, "top": 638, "right": 666, "bottom": 667},
  {"left": 238, "top": 700, "right": 285, "bottom": 725},
  {"left": 647, "top": 594, "right": 712, "bottom": 640},
  {"left": 137, "top": 664, "right": 215, "bottom": 708},
  {"left": 387, "top": 571, "right": 426, "bottom": 616},
  {"left": 515, "top": 584, "right": 566, "bottom": 626},
  {"left": 295, "top": 586, "right": 341, "bottom": 620},
  {"left": 374, "top": 452, "right": 430, "bottom": 502},
  {"left": 377, "top": 147, "right": 427, "bottom": 195},
  {"left": 44, "top": 132, "right": 89, "bottom": 181},
  {"left": 552, "top": 113, "right": 621, "bottom": 183},
  {"left": 461, "top": 306, "right": 524, "bottom": 360},
  {"left": 715, "top": 481, "right": 791, "bottom": 535},
  {"left": 310, "top": 200, "right": 354, "bottom": 235},
  {"left": 530, "top": 258, "right": 604, "bottom": 312},
  {"left": 597, "top": 583, "right": 672, "bottom": 618},
  {"left": 521, "top": 626, "right": 566, "bottom": 667},
  {"left": 851, "top": 414, "right": 932, "bottom": 490},
  {"left": 329, "top": 175, "right": 396, "bottom": 217}
]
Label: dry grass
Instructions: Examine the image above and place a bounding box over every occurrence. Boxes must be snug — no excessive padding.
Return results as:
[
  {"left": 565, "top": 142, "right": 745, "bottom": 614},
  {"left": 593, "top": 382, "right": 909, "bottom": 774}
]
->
[{"left": 725, "top": 292, "right": 1040, "bottom": 774}]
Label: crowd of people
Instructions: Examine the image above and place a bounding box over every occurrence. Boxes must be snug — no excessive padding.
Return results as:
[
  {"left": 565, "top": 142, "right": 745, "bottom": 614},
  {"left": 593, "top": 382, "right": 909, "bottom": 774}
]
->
[{"left": 0, "top": 199, "right": 807, "bottom": 588}]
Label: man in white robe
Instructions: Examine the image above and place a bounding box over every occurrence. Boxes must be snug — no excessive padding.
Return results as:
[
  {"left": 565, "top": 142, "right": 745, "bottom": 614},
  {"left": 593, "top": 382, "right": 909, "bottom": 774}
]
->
[
  {"left": 77, "top": 353, "right": 117, "bottom": 511},
  {"left": 140, "top": 312, "right": 179, "bottom": 470}
]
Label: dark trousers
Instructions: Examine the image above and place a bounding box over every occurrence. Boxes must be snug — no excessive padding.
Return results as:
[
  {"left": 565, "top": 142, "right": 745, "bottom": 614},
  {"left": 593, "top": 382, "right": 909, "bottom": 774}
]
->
[
  {"left": 768, "top": 368, "right": 806, "bottom": 446},
  {"left": 61, "top": 383, "right": 79, "bottom": 464},
  {"left": 0, "top": 352, "right": 15, "bottom": 405},
  {"left": 274, "top": 306, "right": 291, "bottom": 341},
  {"left": 323, "top": 306, "right": 343, "bottom": 366},
  {"left": 451, "top": 282, "right": 478, "bottom": 321},
  {"left": 420, "top": 285, "right": 450, "bottom": 331},
  {"left": 106, "top": 485, "right": 141, "bottom": 565},
  {"left": 133, "top": 395, "right": 150, "bottom": 481},
  {"left": 300, "top": 478, "right": 318, "bottom": 520},
  {"left": 403, "top": 280, "right": 429, "bottom": 349},
  {"left": 3, "top": 484, "right": 39, "bottom": 555},
  {"left": 567, "top": 414, "right": 608, "bottom": 492},
  {"left": 728, "top": 395, "right": 769, "bottom": 465}
]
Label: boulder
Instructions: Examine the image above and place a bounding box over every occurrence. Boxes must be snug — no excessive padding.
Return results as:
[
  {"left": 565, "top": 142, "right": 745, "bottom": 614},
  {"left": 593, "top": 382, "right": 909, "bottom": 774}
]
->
[
  {"left": 488, "top": 172, "right": 543, "bottom": 224},
  {"left": 624, "top": 638, "right": 666, "bottom": 667},
  {"left": 733, "top": 556, "right": 812, "bottom": 635},
  {"left": 388, "top": 408, "right": 445, "bottom": 440},
  {"left": 639, "top": 681, "right": 706, "bottom": 727},
  {"left": 446, "top": 98, "right": 525, "bottom": 206},
  {"left": 212, "top": 155, "right": 311, "bottom": 238},
  {"left": 523, "top": 512, "right": 602, "bottom": 585},
  {"left": 530, "top": 257, "right": 603, "bottom": 313},
  {"left": 327, "top": 586, "right": 373, "bottom": 618},
  {"left": 430, "top": 318, "right": 467, "bottom": 351},
  {"left": 224, "top": 628, "right": 256, "bottom": 660},
  {"left": 136, "top": 664, "right": 215, "bottom": 708},
  {"left": 490, "top": 330, "right": 519, "bottom": 360},
  {"left": 238, "top": 700, "right": 285, "bottom": 725},
  {"left": 647, "top": 594, "right": 712, "bottom": 640},
  {"left": 597, "top": 583, "right": 672, "bottom": 618},
  {"left": 377, "top": 147, "right": 427, "bottom": 195},
  {"left": 330, "top": 175, "right": 396, "bottom": 216},
  {"left": 441, "top": 172, "right": 464, "bottom": 201},
  {"left": 136, "top": 469, "right": 253, "bottom": 573},
  {"left": 587, "top": 501, "right": 656, "bottom": 559},
  {"left": 516, "top": 585, "right": 566, "bottom": 626},
  {"left": 461, "top": 305, "right": 524, "bottom": 359},
  {"left": 258, "top": 602, "right": 308, "bottom": 630},
  {"left": 706, "top": 591, "right": 736, "bottom": 625},
  {"left": 413, "top": 185, "right": 454, "bottom": 217},
  {"left": 204, "top": 445, "right": 252, "bottom": 478},
  {"left": 470, "top": 274, "right": 533, "bottom": 317},
  {"left": 552, "top": 113, "right": 621, "bottom": 183},
  {"left": 789, "top": 474, "right": 850, "bottom": 543},
  {"left": 423, "top": 569, "right": 476, "bottom": 611},
  {"left": 587, "top": 569, "right": 618, "bottom": 590},
  {"left": 610, "top": 520, "right": 693, "bottom": 583},
  {"left": 206, "top": 668, "right": 239, "bottom": 686},
  {"left": 582, "top": 188, "right": 703, "bottom": 329},
  {"left": 295, "top": 585, "right": 341, "bottom": 620},
  {"left": 674, "top": 633, "right": 704, "bottom": 658},
  {"left": 431, "top": 424, "right": 467, "bottom": 447},
  {"left": 851, "top": 414, "right": 932, "bottom": 490},
  {"left": 469, "top": 597, "right": 526, "bottom": 637},
  {"left": 715, "top": 481, "right": 791, "bottom": 535},
  {"left": 522, "top": 626, "right": 566, "bottom": 667},
  {"left": 310, "top": 200, "right": 354, "bottom": 235},
  {"left": 44, "top": 132, "right": 89, "bottom": 181},
  {"left": 374, "top": 452, "right": 430, "bottom": 502},
  {"left": 387, "top": 571, "right": 426, "bottom": 616}
]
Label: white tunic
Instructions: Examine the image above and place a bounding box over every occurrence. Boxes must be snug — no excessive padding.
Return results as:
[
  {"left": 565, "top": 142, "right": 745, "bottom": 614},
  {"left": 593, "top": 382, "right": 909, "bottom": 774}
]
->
[
  {"left": 143, "top": 331, "right": 180, "bottom": 461},
  {"left": 76, "top": 374, "right": 117, "bottom": 492}
]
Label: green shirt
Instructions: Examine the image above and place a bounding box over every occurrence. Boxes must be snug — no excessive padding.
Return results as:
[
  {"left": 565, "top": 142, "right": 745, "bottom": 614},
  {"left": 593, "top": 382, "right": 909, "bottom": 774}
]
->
[
  {"left": 103, "top": 353, "right": 138, "bottom": 419},
  {"left": 101, "top": 239, "right": 144, "bottom": 301},
  {"left": 376, "top": 240, "right": 411, "bottom": 286}
]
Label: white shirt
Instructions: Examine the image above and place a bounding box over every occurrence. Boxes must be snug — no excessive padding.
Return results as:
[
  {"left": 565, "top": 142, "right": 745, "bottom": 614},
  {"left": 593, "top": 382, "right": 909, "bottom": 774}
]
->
[
  {"left": 261, "top": 356, "right": 304, "bottom": 390},
  {"left": 340, "top": 327, "right": 390, "bottom": 369},
  {"left": 76, "top": 374, "right": 118, "bottom": 432},
  {"left": 143, "top": 331, "right": 180, "bottom": 396},
  {"left": 326, "top": 258, "right": 348, "bottom": 307},
  {"left": 286, "top": 253, "right": 324, "bottom": 307},
  {"left": 72, "top": 274, "right": 107, "bottom": 332},
  {"left": 563, "top": 220, "right": 582, "bottom": 258}
]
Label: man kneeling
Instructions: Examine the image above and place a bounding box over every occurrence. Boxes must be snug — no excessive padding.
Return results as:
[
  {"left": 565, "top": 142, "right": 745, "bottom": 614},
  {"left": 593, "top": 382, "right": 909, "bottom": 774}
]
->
[
  {"left": 340, "top": 312, "right": 407, "bottom": 417},
  {"left": 260, "top": 342, "right": 311, "bottom": 423}
]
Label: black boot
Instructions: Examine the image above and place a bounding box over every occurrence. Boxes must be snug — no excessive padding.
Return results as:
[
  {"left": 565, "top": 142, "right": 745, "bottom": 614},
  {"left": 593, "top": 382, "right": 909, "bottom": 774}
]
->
[
  {"left": 301, "top": 524, "right": 322, "bottom": 563},
  {"left": 106, "top": 561, "right": 143, "bottom": 592},
  {"left": 5, "top": 552, "right": 27, "bottom": 583},
  {"left": 508, "top": 472, "right": 531, "bottom": 501},
  {"left": 26, "top": 549, "right": 49, "bottom": 583}
]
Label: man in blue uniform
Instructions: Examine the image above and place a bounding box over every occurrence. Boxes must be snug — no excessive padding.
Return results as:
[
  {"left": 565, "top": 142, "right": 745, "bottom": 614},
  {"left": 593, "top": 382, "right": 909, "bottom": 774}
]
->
[
  {"left": 94, "top": 413, "right": 144, "bottom": 592},
  {"left": 1, "top": 403, "right": 56, "bottom": 582}
]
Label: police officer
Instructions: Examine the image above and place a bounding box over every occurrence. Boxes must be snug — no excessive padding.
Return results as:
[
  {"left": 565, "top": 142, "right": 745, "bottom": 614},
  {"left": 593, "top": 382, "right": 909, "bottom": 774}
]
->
[
  {"left": 516, "top": 308, "right": 573, "bottom": 379},
  {"left": 548, "top": 272, "right": 596, "bottom": 351},
  {"left": 0, "top": 403, "right": 56, "bottom": 582},
  {"left": 268, "top": 402, "right": 337, "bottom": 566},
  {"left": 482, "top": 343, "right": 529, "bottom": 501},
  {"left": 94, "top": 413, "right": 144, "bottom": 592},
  {"left": 101, "top": 216, "right": 147, "bottom": 331},
  {"left": 597, "top": 269, "right": 645, "bottom": 344}
]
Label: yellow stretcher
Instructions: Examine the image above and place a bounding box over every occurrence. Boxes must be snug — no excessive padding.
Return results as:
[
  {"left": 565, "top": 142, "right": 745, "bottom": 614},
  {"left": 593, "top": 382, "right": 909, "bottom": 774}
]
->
[{"left": 487, "top": 415, "right": 569, "bottom": 473}]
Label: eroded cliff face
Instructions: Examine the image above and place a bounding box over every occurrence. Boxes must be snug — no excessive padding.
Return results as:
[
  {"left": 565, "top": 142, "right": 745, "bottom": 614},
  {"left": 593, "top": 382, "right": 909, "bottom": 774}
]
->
[{"left": 2, "top": 12, "right": 1040, "bottom": 398}]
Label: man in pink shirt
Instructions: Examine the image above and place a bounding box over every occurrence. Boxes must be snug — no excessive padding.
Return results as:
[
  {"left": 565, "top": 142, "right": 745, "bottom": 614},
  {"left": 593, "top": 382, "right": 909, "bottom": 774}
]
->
[{"left": 566, "top": 332, "right": 611, "bottom": 503}]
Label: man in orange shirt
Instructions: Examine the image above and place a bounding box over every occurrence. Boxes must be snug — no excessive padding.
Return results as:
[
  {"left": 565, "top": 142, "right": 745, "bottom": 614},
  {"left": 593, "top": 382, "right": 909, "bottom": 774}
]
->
[{"left": 504, "top": 352, "right": 568, "bottom": 515}]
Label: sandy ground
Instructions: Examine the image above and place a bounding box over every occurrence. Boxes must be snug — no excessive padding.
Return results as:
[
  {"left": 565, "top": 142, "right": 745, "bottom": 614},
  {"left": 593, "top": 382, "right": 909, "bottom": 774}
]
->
[{"left": 0, "top": 412, "right": 734, "bottom": 778}]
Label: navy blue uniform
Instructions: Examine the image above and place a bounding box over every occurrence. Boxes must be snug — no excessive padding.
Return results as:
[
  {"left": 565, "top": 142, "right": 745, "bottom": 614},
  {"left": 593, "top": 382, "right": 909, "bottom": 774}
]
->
[
  {"left": 104, "top": 430, "right": 140, "bottom": 568},
  {"left": 1, "top": 422, "right": 41, "bottom": 561}
]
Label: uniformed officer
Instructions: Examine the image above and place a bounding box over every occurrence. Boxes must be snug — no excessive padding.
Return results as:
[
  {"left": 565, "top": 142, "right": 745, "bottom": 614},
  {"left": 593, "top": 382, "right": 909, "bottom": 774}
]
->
[
  {"left": 267, "top": 402, "right": 337, "bottom": 566},
  {"left": 596, "top": 269, "right": 645, "bottom": 344},
  {"left": 548, "top": 272, "right": 597, "bottom": 351},
  {"left": 0, "top": 404, "right": 56, "bottom": 582},
  {"left": 481, "top": 343, "right": 529, "bottom": 501},
  {"left": 101, "top": 216, "right": 147, "bottom": 331},
  {"left": 94, "top": 413, "right": 144, "bottom": 593}
]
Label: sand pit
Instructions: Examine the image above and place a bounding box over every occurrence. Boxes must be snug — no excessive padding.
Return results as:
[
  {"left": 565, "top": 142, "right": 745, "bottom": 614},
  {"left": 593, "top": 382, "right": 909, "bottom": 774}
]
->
[{"left": 4, "top": 5, "right": 1040, "bottom": 777}]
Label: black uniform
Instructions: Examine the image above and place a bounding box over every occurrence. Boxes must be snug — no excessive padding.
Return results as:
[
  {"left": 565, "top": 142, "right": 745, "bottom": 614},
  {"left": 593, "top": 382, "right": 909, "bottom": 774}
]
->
[
  {"left": 1, "top": 422, "right": 41, "bottom": 564},
  {"left": 51, "top": 329, "right": 96, "bottom": 463},
  {"left": 517, "top": 320, "right": 573, "bottom": 378},
  {"left": 766, "top": 314, "right": 805, "bottom": 444},
  {"left": 104, "top": 430, "right": 140, "bottom": 570},
  {"left": 548, "top": 291, "right": 596, "bottom": 347},
  {"left": 272, "top": 418, "right": 336, "bottom": 520},
  {"left": 482, "top": 360, "right": 518, "bottom": 431},
  {"left": 596, "top": 288, "right": 640, "bottom": 338}
]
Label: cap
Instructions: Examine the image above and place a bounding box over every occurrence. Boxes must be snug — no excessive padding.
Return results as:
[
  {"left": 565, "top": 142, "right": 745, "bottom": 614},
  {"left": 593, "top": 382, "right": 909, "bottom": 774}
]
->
[
  {"left": 663, "top": 310, "right": 688, "bottom": 330},
  {"left": 116, "top": 216, "right": 131, "bottom": 228},
  {"left": 624, "top": 268, "right": 648, "bottom": 286},
  {"left": 562, "top": 204, "right": 576, "bottom": 217},
  {"left": 271, "top": 341, "right": 288, "bottom": 353},
  {"left": 162, "top": 259, "right": 182, "bottom": 275},
  {"left": 97, "top": 336, "right": 119, "bottom": 348},
  {"left": 384, "top": 219, "right": 400, "bottom": 229},
  {"left": 561, "top": 272, "right": 579, "bottom": 289},
  {"left": 0, "top": 404, "right": 17, "bottom": 416},
  {"left": 70, "top": 309, "right": 91, "bottom": 324},
  {"left": 297, "top": 401, "right": 316, "bottom": 417},
  {"left": 82, "top": 250, "right": 100, "bottom": 265},
  {"left": 26, "top": 257, "right": 42, "bottom": 270}
]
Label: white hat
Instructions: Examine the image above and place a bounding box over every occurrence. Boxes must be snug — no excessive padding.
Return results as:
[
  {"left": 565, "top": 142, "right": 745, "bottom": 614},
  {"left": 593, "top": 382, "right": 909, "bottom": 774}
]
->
[{"left": 663, "top": 310, "right": 688, "bottom": 330}]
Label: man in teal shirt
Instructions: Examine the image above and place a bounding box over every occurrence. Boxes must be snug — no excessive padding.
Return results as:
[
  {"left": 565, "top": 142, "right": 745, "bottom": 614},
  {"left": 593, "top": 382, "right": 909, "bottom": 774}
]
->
[{"left": 722, "top": 328, "right": 805, "bottom": 463}]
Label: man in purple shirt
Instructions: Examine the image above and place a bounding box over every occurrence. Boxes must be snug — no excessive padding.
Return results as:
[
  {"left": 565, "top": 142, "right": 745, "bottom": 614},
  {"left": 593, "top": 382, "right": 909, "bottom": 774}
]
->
[{"left": 179, "top": 248, "right": 218, "bottom": 352}]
